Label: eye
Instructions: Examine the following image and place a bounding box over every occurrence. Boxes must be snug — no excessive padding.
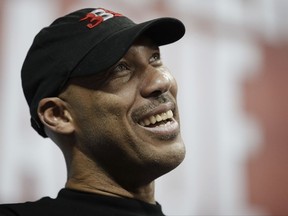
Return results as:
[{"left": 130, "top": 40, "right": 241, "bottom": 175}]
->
[
  {"left": 113, "top": 62, "right": 129, "bottom": 73},
  {"left": 108, "top": 61, "right": 132, "bottom": 81},
  {"left": 149, "top": 52, "right": 162, "bottom": 65}
]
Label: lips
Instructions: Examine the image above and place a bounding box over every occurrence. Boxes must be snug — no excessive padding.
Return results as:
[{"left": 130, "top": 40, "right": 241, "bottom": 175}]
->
[
  {"left": 135, "top": 104, "right": 180, "bottom": 140},
  {"left": 131, "top": 98, "right": 180, "bottom": 139}
]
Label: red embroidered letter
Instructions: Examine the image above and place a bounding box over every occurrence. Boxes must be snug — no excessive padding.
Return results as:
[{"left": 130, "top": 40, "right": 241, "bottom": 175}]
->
[{"left": 80, "top": 8, "right": 123, "bottom": 29}]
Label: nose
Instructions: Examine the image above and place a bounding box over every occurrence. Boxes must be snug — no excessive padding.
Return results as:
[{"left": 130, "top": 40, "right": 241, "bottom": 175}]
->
[{"left": 140, "top": 66, "right": 176, "bottom": 98}]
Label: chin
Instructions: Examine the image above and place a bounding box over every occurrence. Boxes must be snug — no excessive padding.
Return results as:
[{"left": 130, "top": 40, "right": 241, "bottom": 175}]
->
[
  {"left": 165, "top": 144, "right": 186, "bottom": 171},
  {"left": 150, "top": 140, "right": 186, "bottom": 178}
]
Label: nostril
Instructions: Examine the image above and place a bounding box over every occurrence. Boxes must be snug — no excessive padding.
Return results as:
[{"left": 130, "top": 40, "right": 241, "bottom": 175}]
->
[
  {"left": 149, "top": 90, "right": 163, "bottom": 98},
  {"left": 141, "top": 79, "right": 171, "bottom": 98}
]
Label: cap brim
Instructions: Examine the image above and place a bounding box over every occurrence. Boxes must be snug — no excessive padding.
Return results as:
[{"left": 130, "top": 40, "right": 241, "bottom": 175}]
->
[{"left": 71, "top": 17, "right": 185, "bottom": 78}]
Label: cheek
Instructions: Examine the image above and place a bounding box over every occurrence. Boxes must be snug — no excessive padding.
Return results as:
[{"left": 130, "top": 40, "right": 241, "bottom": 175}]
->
[
  {"left": 72, "top": 93, "right": 132, "bottom": 135},
  {"left": 68, "top": 83, "right": 139, "bottom": 145},
  {"left": 74, "top": 99, "right": 136, "bottom": 160}
]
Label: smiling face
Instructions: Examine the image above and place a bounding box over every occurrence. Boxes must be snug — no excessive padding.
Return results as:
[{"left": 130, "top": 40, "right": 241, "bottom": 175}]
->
[{"left": 59, "top": 36, "right": 185, "bottom": 186}]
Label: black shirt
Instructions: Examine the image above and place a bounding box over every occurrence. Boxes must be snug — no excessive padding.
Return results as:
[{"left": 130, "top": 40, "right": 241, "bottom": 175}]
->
[{"left": 0, "top": 189, "right": 165, "bottom": 216}]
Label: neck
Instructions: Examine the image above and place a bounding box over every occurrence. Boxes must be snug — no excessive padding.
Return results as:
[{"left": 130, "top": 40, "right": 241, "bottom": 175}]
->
[
  {"left": 65, "top": 179, "right": 155, "bottom": 204},
  {"left": 65, "top": 149, "right": 156, "bottom": 204}
]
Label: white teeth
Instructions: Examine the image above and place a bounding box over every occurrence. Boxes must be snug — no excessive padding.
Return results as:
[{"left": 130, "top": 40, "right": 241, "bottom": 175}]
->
[
  {"left": 167, "top": 110, "right": 173, "bottom": 118},
  {"left": 156, "top": 114, "right": 162, "bottom": 122},
  {"left": 139, "top": 110, "right": 174, "bottom": 127},
  {"left": 144, "top": 119, "right": 150, "bottom": 126},
  {"left": 149, "top": 116, "right": 157, "bottom": 124},
  {"left": 161, "top": 112, "right": 167, "bottom": 120}
]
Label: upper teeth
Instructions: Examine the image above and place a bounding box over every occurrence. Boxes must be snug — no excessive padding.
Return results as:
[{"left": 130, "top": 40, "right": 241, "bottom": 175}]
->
[{"left": 139, "top": 110, "right": 173, "bottom": 126}]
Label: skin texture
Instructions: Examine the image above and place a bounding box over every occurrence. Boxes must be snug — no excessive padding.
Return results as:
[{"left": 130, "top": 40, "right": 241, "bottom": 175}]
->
[{"left": 38, "top": 36, "right": 185, "bottom": 204}]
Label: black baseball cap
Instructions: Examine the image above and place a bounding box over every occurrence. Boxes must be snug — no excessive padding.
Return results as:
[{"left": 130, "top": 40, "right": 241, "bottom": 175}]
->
[{"left": 21, "top": 8, "right": 185, "bottom": 137}]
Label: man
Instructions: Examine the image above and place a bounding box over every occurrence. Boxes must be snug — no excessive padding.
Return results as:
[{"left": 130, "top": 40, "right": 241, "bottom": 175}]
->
[{"left": 0, "top": 7, "right": 185, "bottom": 216}]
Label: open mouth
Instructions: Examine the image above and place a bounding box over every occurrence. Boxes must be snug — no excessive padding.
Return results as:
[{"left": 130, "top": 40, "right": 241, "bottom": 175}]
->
[{"left": 139, "top": 110, "right": 174, "bottom": 127}]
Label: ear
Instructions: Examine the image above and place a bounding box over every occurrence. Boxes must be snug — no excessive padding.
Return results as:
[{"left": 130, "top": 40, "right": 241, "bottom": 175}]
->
[{"left": 38, "top": 97, "right": 74, "bottom": 135}]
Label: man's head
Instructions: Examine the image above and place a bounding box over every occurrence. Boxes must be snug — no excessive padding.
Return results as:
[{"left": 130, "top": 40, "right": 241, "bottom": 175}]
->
[
  {"left": 21, "top": 8, "right": 185, "bottom": 186},
  {"left": 21, "top": 8, "right": 185, "bottom": 137}
]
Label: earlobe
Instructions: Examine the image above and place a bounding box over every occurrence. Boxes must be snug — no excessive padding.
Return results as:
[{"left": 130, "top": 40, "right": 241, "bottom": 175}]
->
[{"left": 38, "top": 97, "right": 74, "bottom": 135}]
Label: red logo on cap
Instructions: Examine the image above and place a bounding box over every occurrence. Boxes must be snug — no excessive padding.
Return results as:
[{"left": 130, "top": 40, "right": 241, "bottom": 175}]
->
[{"left": 80, "top": 8, "right": 122, "bottom": 29}]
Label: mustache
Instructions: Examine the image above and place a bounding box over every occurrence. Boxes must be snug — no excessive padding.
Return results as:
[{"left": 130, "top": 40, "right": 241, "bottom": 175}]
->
[{"left": 131, "top": 94, "right": 175, "bottom": 122}]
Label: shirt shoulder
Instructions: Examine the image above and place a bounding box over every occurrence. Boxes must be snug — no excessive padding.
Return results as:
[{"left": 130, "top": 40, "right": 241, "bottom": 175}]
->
[
  {"left": 0, "top": 189, "right": 165, "bottom": 216},
  {"left": 0, "top": 197, "right": 63, "bottom": 216}
]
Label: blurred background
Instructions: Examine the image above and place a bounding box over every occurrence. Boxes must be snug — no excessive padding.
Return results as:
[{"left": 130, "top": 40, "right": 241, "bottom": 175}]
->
[{"left": 1, "top": 0, "right": 288, "bottom": 215}]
